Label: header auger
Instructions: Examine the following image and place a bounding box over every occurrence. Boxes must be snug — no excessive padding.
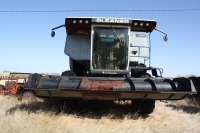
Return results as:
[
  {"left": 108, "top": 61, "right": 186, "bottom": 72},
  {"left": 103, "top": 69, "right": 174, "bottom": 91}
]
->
[{"left": 25, "top": 17, "right": 199, "bottom": 114}]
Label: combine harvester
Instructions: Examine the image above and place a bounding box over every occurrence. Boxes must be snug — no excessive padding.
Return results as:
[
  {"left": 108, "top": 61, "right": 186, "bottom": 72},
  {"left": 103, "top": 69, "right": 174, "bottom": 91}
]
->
[
  {"left": 0, "top": 73, "right": 30, "bottom": 94},
  {"left": 25, "top": 17, "right": 200, "bottom": 114}
]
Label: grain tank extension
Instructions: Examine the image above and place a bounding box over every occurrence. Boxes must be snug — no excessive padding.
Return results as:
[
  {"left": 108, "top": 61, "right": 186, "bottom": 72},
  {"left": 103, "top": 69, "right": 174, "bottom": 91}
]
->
[{"left": 25, "top": 17, "right": 199, "bottom": 114}]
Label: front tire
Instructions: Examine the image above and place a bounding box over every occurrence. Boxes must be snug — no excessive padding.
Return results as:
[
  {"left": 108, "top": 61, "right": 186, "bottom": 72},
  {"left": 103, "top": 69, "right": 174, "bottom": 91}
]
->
[{"left": 132, "top": 99, "right": 155, "bottom": 115}]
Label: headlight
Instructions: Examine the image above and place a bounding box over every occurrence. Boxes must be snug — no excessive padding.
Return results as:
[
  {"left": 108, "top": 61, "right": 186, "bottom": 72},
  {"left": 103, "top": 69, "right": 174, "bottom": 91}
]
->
[
  {"left": 134, "top": 22, "right": 138, "bottom": 26},
  {"left": 73, "top": 20, "right": 76, "bottom": 24}
]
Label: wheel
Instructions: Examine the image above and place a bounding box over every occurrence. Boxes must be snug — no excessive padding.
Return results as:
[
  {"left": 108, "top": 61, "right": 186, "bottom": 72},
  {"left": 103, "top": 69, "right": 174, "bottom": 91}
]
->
[
  {"left": 0, "top": 84, "right": 6, "bottom": 90},
  {"left": 131, "top": 99, "right": 155, "bottom": 115}
]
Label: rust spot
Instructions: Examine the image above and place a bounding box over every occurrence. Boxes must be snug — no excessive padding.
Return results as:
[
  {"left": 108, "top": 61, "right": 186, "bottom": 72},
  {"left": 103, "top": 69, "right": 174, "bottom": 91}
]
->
[
  {"left": 0, "top": 81, "right": 18, "bottom": 94},
  {"left": 79, "top": 77, "right": 123, "bottom": 90},
  {"left": 5, "top": 81, "right": 16, "bottom": 90}
]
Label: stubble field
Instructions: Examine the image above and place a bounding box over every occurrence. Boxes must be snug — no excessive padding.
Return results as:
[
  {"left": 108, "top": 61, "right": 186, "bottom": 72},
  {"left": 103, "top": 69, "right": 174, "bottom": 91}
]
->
[{"left": 0, "top": 92, "right": 200, "bottom": 133}]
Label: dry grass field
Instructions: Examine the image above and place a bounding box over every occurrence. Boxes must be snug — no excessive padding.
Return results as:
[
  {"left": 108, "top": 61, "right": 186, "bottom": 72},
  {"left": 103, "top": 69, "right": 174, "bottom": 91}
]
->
[{"left": 0, "top": 92, "right": 200, "bottom": 133}]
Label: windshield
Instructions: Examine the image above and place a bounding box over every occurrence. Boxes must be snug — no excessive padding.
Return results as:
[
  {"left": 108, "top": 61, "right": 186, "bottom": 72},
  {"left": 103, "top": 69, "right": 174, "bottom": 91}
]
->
[{"left": 92, "top": 27, "right": 129, "bottom": 71}]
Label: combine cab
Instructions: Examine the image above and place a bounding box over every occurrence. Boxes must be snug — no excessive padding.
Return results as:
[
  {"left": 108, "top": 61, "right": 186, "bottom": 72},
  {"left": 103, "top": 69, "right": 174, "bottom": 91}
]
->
[{"left": 25, "top": 17, "right": 199, "bottom": 114}]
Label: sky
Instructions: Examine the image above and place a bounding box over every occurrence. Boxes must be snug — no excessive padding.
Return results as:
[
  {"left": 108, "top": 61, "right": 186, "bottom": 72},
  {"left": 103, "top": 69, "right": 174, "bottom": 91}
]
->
[{"left": 0, "top": 0, "right": 200, "bottom": 77}]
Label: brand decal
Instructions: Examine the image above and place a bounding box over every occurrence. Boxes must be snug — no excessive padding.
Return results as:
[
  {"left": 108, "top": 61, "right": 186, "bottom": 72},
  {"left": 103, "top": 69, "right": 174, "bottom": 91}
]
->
[{"left": 95, "top": 18, "right": 130, "bottom": 24}]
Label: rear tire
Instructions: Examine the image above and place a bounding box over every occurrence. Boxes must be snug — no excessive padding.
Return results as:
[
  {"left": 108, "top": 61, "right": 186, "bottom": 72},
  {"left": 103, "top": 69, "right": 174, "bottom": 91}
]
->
[{"left": 131, "top": 99, "right": 155, "bottom": 115}]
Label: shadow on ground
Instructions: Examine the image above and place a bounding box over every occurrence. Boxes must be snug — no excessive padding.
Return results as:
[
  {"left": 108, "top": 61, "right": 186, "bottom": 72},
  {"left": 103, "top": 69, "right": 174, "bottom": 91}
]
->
[
  {"left": 6, "top": 92, "right": 200, "bottom": 119},
  {"left": 166, "top": 104, "right": 200, "bottom": 114},
  {"left": 165, "top": 97, "right": 200, "bottom": 114},
  {"left": 6, "top": 93, "right": 143, "bottom": 119}
]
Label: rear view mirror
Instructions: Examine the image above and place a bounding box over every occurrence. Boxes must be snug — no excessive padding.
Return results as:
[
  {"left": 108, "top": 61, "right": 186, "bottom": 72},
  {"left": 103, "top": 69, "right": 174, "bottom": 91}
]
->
[
  {"left": 155, "top": 28, "right": 168, "bottom": 42},
  {"left": 51, "top": 24, "right": 65, "bottom": 38},
  {"left": 51, "top": 31, "right": 55, "bottom": 37},
  {"left": 163, "top": 34, "right": 168, "bottom": 41}
]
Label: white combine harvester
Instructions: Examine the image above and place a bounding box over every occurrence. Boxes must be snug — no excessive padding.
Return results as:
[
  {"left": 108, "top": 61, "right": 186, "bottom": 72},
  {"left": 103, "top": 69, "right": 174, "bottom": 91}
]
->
[{"left": 25, "top": 17, "right": 199, "bottom": 114}]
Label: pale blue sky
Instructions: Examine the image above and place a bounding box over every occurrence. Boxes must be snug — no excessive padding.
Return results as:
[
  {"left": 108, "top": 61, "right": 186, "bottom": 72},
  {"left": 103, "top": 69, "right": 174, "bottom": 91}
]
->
[{"left": 1, "top": 0, "right": 200, "bottom": 77}]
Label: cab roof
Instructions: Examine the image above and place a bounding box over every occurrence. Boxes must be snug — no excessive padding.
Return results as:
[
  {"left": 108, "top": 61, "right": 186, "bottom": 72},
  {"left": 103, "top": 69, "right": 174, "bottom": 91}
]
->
[{"left": 65, "top": 17, "right": 157, "bottom": 35}]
